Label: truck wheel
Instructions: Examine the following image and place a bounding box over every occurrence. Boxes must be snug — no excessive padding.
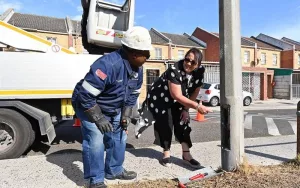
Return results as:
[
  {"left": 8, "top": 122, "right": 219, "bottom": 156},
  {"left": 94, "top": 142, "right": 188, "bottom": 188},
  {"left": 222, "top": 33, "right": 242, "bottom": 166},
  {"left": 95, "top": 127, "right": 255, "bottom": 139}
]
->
[
  {"left": 81, "top": 0, "right": 90, "bottom": 9},
  {"left": 0, "top": 109, "right": 34, "bottom": 160}
]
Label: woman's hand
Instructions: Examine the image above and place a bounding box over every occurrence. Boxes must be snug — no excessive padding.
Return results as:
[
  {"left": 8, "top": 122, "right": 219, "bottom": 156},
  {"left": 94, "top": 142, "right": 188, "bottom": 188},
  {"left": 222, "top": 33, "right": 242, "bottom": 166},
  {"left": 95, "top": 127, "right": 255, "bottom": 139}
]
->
[
  {"left": 180, "top": 109, "right": 190, "bottom": 124},
  {"left": 197, "top": 104, "right": 213, "bottom": 114}
]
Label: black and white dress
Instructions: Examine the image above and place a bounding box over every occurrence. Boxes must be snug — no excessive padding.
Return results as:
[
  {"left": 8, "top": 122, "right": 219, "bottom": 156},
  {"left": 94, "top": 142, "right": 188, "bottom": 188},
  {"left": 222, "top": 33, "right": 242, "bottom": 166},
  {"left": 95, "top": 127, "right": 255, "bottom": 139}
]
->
[{"left": 139, "top": 60, "right": 205, "bottom": 149}]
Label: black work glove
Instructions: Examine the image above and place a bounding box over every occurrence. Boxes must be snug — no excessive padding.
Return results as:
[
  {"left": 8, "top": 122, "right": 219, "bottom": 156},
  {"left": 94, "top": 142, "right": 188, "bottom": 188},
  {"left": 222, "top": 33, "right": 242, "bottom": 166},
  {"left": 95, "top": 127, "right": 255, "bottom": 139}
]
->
[
  {"left": 84, "top": 105, "right": 113, "bottom": 134},
  {"left": 121, "top": 107, "right": 133, "bottom": 131}
]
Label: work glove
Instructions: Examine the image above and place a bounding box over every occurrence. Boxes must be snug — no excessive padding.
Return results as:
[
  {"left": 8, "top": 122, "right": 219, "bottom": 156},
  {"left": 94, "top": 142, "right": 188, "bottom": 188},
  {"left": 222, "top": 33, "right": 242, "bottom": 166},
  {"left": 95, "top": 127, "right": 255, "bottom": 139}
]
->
[
  {"left": 84, "top": 105, "right": 113, "bottom": 134},
  {"left": 121, "top": 107, "right": 133, "bottom": 131}
]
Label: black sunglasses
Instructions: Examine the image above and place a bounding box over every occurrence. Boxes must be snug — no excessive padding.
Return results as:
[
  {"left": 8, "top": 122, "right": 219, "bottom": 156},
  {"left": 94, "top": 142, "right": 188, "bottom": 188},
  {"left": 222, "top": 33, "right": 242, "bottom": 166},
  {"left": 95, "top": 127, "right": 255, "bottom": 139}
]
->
[{"left": 184, "top": 58, "right": 197, "bottom": 66}]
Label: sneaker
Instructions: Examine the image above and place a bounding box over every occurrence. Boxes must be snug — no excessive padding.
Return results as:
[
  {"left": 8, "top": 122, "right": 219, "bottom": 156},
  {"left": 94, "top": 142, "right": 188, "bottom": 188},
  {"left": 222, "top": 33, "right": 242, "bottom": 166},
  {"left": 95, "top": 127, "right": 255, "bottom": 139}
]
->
[
  {"left": 160, "top": 157, "right": 172, "bottom": 167},
  {"left": 105, "top": 169, "right": 137, "bottom": 180}
]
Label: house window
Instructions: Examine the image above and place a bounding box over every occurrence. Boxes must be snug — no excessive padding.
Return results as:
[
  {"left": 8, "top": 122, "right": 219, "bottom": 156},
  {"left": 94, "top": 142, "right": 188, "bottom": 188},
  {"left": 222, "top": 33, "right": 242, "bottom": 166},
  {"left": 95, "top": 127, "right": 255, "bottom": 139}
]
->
[
  {"left": 272, "top": 54, "right": 278, "bottom": 66},
  {"left": 154, "top": 48, "right": 162, "bottom": 59},
  {"left": 47, "top": 37, "right": 57, "bottom": 44},
  {"left": 298, "top": 54, "right": 300, "bottom": 65},
  {"left": 244, "top": 51, "right": 250, "bottom": 63},
  {"left": 146, "top": 69, "right": 160, "bottom": 92},
  {"left": 178, "top": 50, "right": 185, "bottom": 60},
  {"left": 261, "top": 53, "right": 266, "bottom": 65}
]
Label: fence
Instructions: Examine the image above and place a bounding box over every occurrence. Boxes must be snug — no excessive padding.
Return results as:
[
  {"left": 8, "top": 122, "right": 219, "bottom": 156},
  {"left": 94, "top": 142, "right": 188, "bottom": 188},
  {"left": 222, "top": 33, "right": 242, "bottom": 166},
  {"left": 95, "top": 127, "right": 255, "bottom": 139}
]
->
[{"left": 202, "top": 63, "right": 261, "bottom": 100}]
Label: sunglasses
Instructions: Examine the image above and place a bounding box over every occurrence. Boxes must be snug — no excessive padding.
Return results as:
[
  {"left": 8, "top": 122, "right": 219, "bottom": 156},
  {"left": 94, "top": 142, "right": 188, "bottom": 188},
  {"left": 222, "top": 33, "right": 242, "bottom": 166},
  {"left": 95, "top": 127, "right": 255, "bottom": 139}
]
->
[{"left": 184, "top": 58, "right": 197, "bottom": 66}]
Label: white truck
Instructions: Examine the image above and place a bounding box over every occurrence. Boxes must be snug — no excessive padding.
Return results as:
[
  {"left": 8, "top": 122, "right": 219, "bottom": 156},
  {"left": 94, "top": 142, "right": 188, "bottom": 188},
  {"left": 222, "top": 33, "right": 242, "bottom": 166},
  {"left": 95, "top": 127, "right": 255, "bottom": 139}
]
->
[{"left": 0, "top": 0, "right": 135, "bottom": 159}]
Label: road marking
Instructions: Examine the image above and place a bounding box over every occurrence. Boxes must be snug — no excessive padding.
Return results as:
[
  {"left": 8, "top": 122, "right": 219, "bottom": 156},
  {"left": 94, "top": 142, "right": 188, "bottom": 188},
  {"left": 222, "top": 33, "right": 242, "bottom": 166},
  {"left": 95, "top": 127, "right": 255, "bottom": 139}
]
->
[
  {"left": 244, "top": 114, "right": 252, "bottom": 129},
  {"left": 288, "top": 121, "right": 297, "bottom": 135},
  {"left": 265, "top": 118, "right": 280, "bottom": 136}
]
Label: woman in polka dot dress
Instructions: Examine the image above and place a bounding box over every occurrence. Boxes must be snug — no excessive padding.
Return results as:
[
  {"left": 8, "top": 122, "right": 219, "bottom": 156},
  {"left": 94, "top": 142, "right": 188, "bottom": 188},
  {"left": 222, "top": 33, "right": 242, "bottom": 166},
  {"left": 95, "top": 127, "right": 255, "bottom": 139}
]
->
[{"left": 145, "top": 48, "right": 212, "bottom": 168}]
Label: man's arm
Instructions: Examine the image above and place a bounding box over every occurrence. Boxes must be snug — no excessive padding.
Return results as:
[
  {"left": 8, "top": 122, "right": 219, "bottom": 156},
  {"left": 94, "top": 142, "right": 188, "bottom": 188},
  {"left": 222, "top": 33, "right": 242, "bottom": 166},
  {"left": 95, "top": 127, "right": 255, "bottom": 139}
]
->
[{"left": 76, "top": 57, "right": 112, "bottom": 110}]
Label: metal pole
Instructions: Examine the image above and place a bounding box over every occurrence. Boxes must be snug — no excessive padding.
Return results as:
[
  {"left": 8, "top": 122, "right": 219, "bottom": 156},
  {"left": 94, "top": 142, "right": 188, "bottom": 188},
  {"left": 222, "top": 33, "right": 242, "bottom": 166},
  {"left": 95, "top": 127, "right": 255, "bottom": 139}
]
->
[
  {"left": 219, "top": 0, "right": 244, "bottom": 171},
  {"left": 297, "top": 101, "right": 300, "bottom": 156}
]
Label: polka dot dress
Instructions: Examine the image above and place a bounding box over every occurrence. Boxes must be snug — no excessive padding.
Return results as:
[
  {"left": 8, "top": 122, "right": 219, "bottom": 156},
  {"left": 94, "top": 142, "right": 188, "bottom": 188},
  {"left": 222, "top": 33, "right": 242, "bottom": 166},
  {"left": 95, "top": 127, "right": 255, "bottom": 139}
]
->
[{"left": 147, "top": 60, "right": 205, "bottom": 115}]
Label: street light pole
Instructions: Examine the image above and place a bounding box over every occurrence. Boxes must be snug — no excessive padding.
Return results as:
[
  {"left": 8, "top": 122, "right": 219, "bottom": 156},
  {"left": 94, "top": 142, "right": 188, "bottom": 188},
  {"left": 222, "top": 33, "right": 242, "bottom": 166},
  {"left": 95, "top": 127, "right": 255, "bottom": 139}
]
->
[{"left": 219, "top": 0, "right": 245, "bottom": 171}]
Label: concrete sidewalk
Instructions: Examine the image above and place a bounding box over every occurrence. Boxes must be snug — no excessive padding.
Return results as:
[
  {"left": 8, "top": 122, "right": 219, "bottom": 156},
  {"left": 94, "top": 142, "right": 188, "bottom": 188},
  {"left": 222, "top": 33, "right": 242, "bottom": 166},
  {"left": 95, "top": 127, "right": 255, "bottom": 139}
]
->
[{"left": 0, "top": 135, "right": 297, "bottom": 188}]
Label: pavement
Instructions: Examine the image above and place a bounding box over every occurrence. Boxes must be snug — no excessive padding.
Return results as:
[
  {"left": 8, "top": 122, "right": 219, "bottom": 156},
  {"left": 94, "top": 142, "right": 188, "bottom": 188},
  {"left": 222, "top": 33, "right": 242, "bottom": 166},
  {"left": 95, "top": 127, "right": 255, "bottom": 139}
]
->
[
  {"left": 0, "top": 135, "right": 298, "bottom": 188},
  {"left": 203, "top": 98, "right": 299, "bottom": 112}
]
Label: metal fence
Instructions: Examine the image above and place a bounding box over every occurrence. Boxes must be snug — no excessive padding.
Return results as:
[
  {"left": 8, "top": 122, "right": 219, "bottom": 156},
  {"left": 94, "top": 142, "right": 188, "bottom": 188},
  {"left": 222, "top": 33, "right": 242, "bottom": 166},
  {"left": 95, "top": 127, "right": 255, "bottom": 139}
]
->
[
  {"left": 202, "top": 63, "right": 261, "bottom": 101},
  {"left": 242, "top": 72, "right": 261, "bottom": 100},
  {"left": 292, "top": 74, "right": 300, "bottom": 99},
  {"left": 202, "top": 63, "right": 220, "bottom": 83}
]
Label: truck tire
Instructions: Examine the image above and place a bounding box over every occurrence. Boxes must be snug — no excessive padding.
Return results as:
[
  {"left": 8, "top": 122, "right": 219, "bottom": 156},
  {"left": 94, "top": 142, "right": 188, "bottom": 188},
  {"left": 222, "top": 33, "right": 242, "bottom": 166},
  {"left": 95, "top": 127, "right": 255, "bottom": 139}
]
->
[{"left": 0, "top": 109, "right": 34, "bottom": 160}]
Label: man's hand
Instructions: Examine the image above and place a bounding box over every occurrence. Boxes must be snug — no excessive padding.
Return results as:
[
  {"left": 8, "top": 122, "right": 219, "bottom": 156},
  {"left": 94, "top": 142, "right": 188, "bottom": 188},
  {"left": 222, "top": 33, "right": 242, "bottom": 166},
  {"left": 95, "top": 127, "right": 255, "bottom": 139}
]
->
[
  {"left": 84, "top": 105, "right": 113, "bottom": 134},
  {"left": 95, "top": 116, "right": 113, "bottom": 134},
  {"left": 121, "top": 107, "right": 133, "bottom": 131}
]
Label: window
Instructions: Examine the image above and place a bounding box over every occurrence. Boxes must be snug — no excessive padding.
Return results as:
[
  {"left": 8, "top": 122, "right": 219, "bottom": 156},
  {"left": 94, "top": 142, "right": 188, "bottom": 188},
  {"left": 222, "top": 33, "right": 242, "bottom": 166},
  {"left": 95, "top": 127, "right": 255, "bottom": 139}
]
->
[
  {"left": 298, "top": 54, "right": 300, "bottom": 65},
  {"left": 178, "top": 50, "right": 185, "bottom": 59},
  {"left": 214, "top": 84, "right": 220, "bottom": 90},
  {"left": 201, "top": 83, "right": 211, "bottom": 89},
  {"left": 272, "top": 54, "right": 278, "bottom": 66},
  {"left": 47, "top": 37, "right": 57, "bottom": 44},
  {"left": 154, "top": 48, "right": 162, "bottom": 59},
  {"left": 261, "top": 53, "right": 266, "bottom": 65},
  {"left": 146, "top": 69, "right": 160, "bottom": 92},
  {"left": 244, "top": 51, "right": 250, "bottom": 63}
]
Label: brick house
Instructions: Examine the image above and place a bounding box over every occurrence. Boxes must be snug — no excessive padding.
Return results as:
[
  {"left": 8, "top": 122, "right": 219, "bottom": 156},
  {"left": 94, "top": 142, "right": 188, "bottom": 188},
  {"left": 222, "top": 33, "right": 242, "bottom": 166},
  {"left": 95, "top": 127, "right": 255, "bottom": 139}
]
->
[
  {"left": 139, "top": 28, "right": 207, "bottom": 102},
  {"left": 0, "top": 8, "right": 84, "bottom": 54},
  {"left": 191, "top": 27, "right": 282, "bottom": 100}
]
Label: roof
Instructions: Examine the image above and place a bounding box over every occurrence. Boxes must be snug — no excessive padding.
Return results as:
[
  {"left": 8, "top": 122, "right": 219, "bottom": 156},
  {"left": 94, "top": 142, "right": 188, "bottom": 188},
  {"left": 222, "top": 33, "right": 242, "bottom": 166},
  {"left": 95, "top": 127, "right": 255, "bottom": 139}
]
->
[
  {"left": 161, "top": 32, "right": 204, "bottom": 47},
  {"left": 245, "top": 37, "right": 283, "bottom": 50},
  {"left": 149, "top": 29, "right": 169, "bottom": 44},
  {"left": 282, "top": 37, "right": 300, "bottom": 50},
  {"left": 209, "top": 32, "right": 255, "bottom": 47},
  {"left": 71, "top": 20, "right": 82, "bottom": 35},
  {"left": 5, "top": 11, "right": 81, "bottom": 35},
  {"left": 8, "top": 13, "right": 68, "bottom": 33}
]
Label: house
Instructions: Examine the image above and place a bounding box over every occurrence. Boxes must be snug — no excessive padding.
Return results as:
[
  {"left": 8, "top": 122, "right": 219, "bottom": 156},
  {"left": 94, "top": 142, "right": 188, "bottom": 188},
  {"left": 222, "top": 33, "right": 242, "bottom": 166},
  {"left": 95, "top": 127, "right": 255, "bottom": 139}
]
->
[
  {"left": 139, "top": 28, "right": 207, "bottom": 102},
  {"left": 0, "top": 8, "right": 83, "bottom": 53},
  {"left": 256, "top": 34, "right": 300, "bottom": 70},
  {"left": 149, "top": 28, "right": 206, "bottom": 61},
  {"left": 191, "top": 27, "right": 279, "bottom": 100}
]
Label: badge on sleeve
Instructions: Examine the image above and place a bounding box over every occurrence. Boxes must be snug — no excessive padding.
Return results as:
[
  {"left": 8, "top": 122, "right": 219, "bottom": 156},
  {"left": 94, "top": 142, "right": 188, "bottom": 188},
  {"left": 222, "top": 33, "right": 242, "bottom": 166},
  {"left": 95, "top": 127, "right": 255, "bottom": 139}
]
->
[{"left": 96, "top": 69, "right": 107, "bottom": 80}]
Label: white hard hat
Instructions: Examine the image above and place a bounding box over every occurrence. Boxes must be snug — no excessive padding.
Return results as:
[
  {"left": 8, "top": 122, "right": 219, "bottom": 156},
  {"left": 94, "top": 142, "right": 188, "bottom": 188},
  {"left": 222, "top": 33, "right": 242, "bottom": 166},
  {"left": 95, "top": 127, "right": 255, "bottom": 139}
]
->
[{"left": 121, "top": 26, "right": 152, "bottom": 51}]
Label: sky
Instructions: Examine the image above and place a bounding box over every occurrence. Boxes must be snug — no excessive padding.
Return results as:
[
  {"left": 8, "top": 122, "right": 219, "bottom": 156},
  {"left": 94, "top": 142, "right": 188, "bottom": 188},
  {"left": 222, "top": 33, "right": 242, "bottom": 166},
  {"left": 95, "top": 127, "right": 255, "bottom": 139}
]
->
[{"left": 1, "top": 0, "right": 300, "bottom": 41}]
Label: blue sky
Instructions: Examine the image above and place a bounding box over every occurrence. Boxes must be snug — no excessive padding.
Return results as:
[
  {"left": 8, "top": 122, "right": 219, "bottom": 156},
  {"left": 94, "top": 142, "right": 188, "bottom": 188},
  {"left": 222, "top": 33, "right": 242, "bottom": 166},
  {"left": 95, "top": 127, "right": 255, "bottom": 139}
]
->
[{"left": 1, "top": 0, "right": 300, "bottom": 40}]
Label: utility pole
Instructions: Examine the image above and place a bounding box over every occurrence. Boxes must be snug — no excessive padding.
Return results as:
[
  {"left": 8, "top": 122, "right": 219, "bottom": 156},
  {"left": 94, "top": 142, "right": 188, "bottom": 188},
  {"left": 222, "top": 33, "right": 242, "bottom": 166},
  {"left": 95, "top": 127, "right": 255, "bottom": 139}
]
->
[{"left": 219, "top": 0, "right": 245, "bottom": 171}]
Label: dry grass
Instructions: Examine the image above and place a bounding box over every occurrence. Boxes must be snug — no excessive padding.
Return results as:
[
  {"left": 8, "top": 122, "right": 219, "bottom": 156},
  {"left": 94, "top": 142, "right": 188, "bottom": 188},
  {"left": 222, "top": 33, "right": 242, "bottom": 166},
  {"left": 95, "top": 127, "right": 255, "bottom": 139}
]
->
[{"left": 109, "top": 157, "right": 300, "bottom": 188}]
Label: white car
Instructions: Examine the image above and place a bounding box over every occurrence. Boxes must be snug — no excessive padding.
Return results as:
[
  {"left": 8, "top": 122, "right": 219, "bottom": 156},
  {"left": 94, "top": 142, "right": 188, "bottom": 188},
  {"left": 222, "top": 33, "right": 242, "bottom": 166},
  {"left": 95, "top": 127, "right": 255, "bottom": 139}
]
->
[{"left": 196, "top": 83, "right": 253, "bottom": 106}]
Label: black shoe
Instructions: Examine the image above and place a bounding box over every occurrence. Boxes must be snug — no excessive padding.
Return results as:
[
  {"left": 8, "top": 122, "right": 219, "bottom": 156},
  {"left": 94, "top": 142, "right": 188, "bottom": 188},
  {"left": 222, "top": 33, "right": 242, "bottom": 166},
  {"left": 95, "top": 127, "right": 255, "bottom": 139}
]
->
[
  {"left": 89, "top": 182, "right": 107, "bottom": 188},
  {"left": 160, "top": 157, "right": 172, "bottom": 167},
  {"left": 106, "top": 169, "right": 137, "bottom": 180},
  {"left": 182, "top": 151, "right": 201, "bottom": 169}
]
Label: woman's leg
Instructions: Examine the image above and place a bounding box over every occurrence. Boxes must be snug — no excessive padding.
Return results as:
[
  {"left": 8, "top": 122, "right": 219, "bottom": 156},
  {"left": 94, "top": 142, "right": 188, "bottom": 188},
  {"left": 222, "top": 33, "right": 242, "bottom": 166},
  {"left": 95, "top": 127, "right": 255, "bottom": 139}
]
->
[{"left": 153, "top": 109, "right": 173, "bottom": 159}]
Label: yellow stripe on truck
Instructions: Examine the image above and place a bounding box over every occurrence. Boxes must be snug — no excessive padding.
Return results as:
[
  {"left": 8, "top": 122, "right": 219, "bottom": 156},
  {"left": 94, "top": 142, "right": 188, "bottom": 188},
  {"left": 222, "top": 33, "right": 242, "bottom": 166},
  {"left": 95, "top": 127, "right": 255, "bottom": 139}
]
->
[
  {"left": 0, "top": 21, "right": 75, "bottom": 54},
  {"left": 0, "top": 90, "right": 73, "bottom": 95}
]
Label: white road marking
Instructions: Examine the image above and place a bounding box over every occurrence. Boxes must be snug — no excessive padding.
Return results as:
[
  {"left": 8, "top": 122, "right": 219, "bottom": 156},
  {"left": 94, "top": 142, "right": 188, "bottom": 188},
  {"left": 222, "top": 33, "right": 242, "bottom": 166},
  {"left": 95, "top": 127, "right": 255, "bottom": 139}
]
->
[
  {"left": 244, "top": 114, "right": 252, "bottom": 129},
  {"left": 265, "top": 118, "right": 280, "bottom": 136},
  {"left": 288, "top": 121, "right": 297, "bottom": 135}
]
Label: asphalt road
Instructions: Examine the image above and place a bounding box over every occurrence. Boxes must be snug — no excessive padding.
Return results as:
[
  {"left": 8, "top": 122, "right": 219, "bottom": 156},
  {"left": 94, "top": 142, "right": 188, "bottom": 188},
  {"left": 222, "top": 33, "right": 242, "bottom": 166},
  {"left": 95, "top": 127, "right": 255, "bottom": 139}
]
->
[{"left": 25, "top": 109, "right": 297, "bottom": 157}]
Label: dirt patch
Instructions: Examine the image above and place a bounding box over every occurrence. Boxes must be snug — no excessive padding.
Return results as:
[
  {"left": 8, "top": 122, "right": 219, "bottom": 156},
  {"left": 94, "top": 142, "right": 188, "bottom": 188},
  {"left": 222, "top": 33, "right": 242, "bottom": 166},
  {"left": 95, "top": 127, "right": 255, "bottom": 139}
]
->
[{"left": 109, "top": 160, "right": 300, "bottom": 188}]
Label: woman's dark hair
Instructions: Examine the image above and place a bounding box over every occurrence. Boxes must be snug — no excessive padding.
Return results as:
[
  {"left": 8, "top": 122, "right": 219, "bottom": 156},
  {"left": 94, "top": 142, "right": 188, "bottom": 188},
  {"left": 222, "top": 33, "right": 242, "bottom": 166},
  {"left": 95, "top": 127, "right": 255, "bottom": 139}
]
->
[{"left": 185, "top": 48, "right": 203, "bottom": 67}]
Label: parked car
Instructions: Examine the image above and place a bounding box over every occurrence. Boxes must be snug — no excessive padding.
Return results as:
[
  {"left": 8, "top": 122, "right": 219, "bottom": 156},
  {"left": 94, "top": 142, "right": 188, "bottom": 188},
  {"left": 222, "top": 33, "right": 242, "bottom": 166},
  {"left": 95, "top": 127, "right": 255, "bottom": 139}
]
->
[{"left": 196, "top": 83, "right": 253, "bottom": 106}]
